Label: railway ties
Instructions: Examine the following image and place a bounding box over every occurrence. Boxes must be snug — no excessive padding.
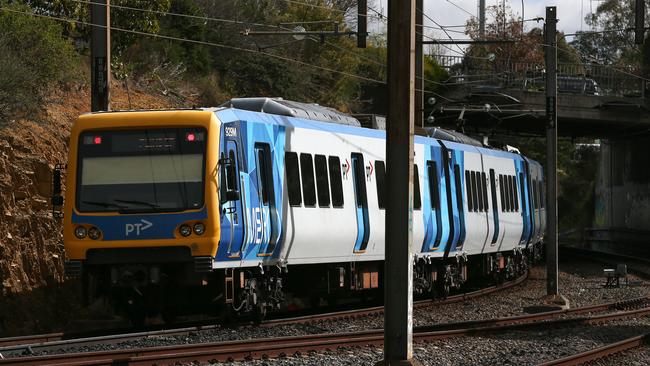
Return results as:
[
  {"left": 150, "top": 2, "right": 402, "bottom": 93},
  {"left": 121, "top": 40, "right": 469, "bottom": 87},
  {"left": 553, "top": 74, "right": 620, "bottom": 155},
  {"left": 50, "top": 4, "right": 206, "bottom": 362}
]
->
[{"left": 3, "top": 295, "right": 650, "bottom": 365}]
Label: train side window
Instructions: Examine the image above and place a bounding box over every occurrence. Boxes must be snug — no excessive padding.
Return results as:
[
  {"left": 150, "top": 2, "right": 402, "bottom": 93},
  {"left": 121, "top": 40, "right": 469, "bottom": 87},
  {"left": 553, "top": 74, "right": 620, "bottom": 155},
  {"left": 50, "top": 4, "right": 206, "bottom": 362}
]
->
[
  {"left": 427, "top": 161, "right": 440, "bottom": 210},
  {"left": 285, "top": 152, "right": 302, "bottom": 206},
  {"left": 300, "top": 153, "right": 316, "bottom": 207},
  {"left": 481, "top": 172, "right": 489, "bottom": 212},
  {"left": 465, "top": 170, "right": 473, "bottom": 211},
  {"left": 512, "top": 175, "right": 519, "bottom": 212},
  {"left": 314, "top": 154, "right": 330, "bottom": 207},
  {"left": 328, "top": 156, "right": 344, "bottom": 207},
  {"left": 507, "top": 175, "right": 513, "bottom": 212},
  {"left": 539, "top": 180, "right": 545, "bottom": 209},
  {"left": 472, "top": 171, "right": 480, "bottom": 212},
  {"left": 475, "top": 171, "right": 484, "bottom": 212},
  {"left": 375, "top": 160, "right": 386, "bottom": 209},
  {"left": 256, "top": 146, "right": 270, "bottom": 205},
  {"left": 226, "top": 150, "right": 238, "bottom": 191},
  {"left": 414, "top": 165, "right": 421, "bottom": 210},
  {"left": 499, "top": 174, "right": 506, "bottom": 212}
]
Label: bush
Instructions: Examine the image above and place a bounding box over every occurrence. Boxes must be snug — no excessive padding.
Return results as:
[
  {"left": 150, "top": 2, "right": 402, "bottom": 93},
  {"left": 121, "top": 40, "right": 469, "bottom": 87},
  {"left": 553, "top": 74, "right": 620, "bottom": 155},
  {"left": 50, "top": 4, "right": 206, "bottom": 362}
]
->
[{"left": 0, "top": 3, "right": 80, "bottom": 122}]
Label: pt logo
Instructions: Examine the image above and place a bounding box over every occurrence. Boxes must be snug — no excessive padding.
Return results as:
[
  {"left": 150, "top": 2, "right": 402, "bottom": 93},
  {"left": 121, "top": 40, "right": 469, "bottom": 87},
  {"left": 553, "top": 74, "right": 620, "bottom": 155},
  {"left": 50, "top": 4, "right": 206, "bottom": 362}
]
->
[{"left": 125, "top": 219, "right": 153, "bottom": 236}]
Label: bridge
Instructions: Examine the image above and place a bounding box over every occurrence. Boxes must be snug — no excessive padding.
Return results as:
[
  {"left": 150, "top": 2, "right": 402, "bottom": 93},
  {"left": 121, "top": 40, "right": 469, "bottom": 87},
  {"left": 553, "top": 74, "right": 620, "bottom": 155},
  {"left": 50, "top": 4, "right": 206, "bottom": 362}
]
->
[{"left": 430, "top": 55, "right": 650, "bottom": 137}]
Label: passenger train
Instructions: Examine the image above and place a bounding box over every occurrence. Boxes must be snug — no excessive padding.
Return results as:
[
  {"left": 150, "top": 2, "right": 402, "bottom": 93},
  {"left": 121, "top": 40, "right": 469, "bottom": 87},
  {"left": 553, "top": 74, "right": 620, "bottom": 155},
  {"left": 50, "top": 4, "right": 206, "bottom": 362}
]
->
[{"left": 54, "top": 97, "right": 546, "bottom": 321}]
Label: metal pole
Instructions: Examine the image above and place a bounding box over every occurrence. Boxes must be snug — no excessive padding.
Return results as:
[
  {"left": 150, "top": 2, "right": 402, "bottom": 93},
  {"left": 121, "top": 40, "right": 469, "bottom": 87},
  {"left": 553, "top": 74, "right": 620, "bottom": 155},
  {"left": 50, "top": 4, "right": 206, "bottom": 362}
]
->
[
  {"left": 358, "top": 0, "right": 367, "bottom": 48},
  {"left": 416, "top": 0, "right": 424, "bottom": 128},
  {"left": 545, "top": 6, "right": 558, "bottom": 297},
  {"left": 91, "top": 0, "right": 110, "bottom": 112},
  {"left": 478, "top": 0, "right": 485, "bottom": 39},
  {"left": 378, "top": 0, "right": 416, "bottom": 364}
]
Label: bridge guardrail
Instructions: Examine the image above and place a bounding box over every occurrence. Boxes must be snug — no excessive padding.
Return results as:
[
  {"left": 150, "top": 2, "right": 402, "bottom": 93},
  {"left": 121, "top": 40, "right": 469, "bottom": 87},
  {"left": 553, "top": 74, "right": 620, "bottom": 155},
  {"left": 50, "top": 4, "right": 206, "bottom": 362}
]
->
[{"left": 433, "top": 55, "right": 646, "bottom": 98}]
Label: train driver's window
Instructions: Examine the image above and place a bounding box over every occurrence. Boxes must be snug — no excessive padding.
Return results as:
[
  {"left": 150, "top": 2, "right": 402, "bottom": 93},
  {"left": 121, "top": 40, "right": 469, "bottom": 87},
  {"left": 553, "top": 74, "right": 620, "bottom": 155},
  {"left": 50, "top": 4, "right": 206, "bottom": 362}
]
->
[{"left": 285, "top": 152, "right": 302, "bottom": 206}]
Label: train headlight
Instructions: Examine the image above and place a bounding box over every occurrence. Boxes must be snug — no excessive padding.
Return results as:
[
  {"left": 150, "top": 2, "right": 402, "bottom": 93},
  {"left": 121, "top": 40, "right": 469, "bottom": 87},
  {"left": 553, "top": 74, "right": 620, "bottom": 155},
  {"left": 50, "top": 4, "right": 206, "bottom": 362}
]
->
[
  {"left": 179, "top": 224, "right": 192, "bottom": 237},
  {"left": 88, "top": 227, "right": 101, "bottom": 240},
  {"left": 193, "top": 223, "right": 205, "bottom": 235},
  {"left": 74, "top": 226, "right": 87, "bottom": 239}
]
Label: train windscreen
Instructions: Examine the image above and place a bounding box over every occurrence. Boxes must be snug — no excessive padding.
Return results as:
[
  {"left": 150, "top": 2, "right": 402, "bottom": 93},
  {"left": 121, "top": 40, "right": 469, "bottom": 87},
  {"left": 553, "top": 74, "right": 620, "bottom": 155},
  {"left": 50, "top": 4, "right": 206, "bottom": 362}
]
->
[{"left": 76, "top": 127, "right": 207, "bottom": 213}]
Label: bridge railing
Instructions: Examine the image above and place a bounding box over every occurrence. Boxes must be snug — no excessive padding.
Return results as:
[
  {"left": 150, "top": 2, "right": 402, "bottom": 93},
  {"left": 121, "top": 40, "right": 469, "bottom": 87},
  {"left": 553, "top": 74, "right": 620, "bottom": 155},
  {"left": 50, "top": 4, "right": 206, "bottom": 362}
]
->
[{"left": 432, "top": 55, "right": 646, "bottom": 98}]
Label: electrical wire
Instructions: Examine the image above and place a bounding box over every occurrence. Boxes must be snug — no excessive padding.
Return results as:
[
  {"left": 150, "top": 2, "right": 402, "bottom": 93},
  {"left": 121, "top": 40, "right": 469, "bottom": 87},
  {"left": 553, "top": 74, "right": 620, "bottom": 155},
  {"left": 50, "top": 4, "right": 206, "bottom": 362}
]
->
[{"left": 445, "top": 0, "right": 475, "bottom": 18}]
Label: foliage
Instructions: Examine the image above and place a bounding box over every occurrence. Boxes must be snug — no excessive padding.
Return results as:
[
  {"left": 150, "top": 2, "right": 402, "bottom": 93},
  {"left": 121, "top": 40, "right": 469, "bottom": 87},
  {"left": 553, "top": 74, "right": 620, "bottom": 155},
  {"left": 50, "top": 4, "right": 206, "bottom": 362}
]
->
[
  {"left": 571, "top": 0, "right": 643, "bottom": 66},
  {"left": 464, "top": 5, "right": 581, "bottom": 70},
  {"left": 0, "top": 2, "right": 80, "bottom": 121}
]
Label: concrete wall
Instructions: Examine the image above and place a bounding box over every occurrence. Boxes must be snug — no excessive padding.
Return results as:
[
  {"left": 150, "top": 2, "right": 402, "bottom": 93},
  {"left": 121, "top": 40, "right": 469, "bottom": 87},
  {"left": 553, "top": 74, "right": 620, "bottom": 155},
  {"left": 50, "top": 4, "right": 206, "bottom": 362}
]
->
[
  {"left": 595, "top": 137, "right": 650, "bottom": 230},
  {"left": 591, "top": 137, "right": 650, "bottom": 256}
]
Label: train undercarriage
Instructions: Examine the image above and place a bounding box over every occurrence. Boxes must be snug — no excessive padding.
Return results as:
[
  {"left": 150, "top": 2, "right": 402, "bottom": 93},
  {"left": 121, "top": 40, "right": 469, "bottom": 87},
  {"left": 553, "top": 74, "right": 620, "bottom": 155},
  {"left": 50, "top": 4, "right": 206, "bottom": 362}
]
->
[{"left": 71, "top": 244, "right": 543, "bottom": 325}]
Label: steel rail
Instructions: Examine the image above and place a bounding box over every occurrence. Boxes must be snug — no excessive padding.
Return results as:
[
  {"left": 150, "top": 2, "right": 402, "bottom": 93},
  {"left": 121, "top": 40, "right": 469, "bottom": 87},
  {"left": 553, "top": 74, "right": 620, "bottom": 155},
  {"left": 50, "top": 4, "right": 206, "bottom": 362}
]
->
[
  {"left": 4, "top": 297, "right": 650, "bottom": 365},
  {"left": 537, "top": 333, "right": 650, "bottom": 366},
  {"left": 0, "top": 271, "right": 529, "bottom": 354}
]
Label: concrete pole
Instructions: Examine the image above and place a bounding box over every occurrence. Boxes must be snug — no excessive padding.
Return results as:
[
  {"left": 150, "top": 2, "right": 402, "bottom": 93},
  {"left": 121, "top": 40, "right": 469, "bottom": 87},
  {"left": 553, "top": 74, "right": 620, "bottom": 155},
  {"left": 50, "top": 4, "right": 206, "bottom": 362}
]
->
[
  {"left": 377, "top": 0, "right": 416, "bottom": 364},
  {"left": 545, "top": 6, "right": 558, "bottom": 297},
  {"left": 415, "top": 0, "right": 424, "bottom": 128},
  {"left": 479, "top": 0, "right": 486, "bottom": 37},
  {"left": 91, "top": 0, "right": 110, "bottom": 112}
]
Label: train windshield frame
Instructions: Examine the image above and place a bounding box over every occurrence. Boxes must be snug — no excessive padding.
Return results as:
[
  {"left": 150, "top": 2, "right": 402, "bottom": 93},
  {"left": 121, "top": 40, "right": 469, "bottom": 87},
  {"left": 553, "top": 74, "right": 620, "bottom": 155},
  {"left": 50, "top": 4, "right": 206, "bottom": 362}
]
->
[{"left": 75, "top": 127, "right": 207, "bottom": 214}]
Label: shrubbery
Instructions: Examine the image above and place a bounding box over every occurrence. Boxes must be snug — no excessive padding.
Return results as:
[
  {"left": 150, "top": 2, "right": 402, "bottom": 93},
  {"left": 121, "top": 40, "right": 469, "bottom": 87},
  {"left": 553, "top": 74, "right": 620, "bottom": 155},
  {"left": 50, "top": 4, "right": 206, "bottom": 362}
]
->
[{"left": 0, "top": 2, "right": 80, "bottom": 122}]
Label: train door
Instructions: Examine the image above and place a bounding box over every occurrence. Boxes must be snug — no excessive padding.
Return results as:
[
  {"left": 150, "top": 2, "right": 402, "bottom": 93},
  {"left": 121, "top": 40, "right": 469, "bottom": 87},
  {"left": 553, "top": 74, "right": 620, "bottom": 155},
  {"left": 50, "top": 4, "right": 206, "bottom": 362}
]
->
[
  {"left": 221, "top": 138, "right": 245, "bottom": 258},
  {"left": 351, "top": 153, "right": 370, "bottom": 253},
  {"left": 253, "top": 143, "right": 278, "bottom": 256},
  {"left": 489, "top": 169, "right": 500, "bottom": 246},
  {"left": 519, "top": 168, "right": 533, "bottom": 246},
  {"left": 440, "top": 143, "right": 465, "bottom": 257}
]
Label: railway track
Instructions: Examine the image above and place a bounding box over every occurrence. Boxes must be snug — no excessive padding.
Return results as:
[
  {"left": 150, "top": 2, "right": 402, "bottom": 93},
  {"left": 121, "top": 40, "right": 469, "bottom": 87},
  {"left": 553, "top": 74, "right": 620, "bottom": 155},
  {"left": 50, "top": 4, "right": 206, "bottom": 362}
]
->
[
  {"left": 0, "top": 272, "right": 528, "bottom": 355},
  {"left": 538, "top": 333, "right": 650, "bottom": 366},
  {"left": 2, "top": 292, "right": 649, "bottom": 365}
]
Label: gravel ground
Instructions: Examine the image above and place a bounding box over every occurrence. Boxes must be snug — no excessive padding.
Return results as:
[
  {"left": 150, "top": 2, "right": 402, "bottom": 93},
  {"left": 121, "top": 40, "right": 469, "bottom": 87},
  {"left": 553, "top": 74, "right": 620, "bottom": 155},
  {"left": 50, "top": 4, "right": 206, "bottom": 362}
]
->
[
  {"left": 208, "top": 318, "right": 650, "bottom": 366},
  {"left": 587, "top": 345, "right": 650, "bottom": 366},
  {"left": 16, "top": 258, "right": 650, "bottom": 365}
]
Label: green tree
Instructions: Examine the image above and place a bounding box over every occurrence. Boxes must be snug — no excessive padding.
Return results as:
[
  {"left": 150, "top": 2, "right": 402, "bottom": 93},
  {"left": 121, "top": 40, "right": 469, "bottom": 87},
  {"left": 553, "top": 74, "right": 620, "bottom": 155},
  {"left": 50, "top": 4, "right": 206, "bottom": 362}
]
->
[{"left": 0, "top": 2, "right": 80, "bottom": 121}]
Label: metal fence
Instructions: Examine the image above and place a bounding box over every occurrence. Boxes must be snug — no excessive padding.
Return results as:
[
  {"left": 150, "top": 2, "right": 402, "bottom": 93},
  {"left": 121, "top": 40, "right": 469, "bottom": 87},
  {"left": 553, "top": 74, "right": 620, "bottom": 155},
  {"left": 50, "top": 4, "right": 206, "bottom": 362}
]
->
[{"left": 432, "top": 55, "right": 646, "bottom": 98}]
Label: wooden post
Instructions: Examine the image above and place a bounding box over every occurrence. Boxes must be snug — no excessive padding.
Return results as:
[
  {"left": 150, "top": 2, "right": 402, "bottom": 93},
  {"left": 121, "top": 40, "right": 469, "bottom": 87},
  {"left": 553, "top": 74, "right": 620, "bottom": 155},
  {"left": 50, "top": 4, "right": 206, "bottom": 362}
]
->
[
  {"left": 377, "top": 0, "right": 418, "bottom": 365},
  {"left": 91, "top": 0, "right": 110, "bottom": 111}
]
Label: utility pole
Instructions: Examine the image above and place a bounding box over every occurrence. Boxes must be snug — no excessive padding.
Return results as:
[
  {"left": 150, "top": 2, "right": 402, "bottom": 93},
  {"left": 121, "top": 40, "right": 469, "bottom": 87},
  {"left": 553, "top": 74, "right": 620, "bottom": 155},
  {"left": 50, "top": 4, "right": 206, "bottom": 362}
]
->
[
  {"left": 91, "top": 0, "right": 110, "bottom": 112},
  {"left": 377, "top": 0, "right": 417, "bottom": 365},
  {"left": 544, "top": 6, "right": 559, "bottom": 298},
  {"left": 635, "top": 0, "right": 645, "bottom": 45},
  {"left": 358, "top": 0, "right": 367, "bottom": 48},
  {"left": 415, "top": 0, "right": 424, "bottom": 128},
  {"left": 478, "top": 0, "right": 485, "bottom": 39}
]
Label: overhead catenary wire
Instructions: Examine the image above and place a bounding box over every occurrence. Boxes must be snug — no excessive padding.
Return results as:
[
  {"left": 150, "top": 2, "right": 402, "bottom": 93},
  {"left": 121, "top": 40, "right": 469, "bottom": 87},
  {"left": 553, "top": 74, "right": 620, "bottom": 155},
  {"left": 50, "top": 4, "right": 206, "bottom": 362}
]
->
[{"left": 0, "top": 6, "right": 459, "bottom": 102}]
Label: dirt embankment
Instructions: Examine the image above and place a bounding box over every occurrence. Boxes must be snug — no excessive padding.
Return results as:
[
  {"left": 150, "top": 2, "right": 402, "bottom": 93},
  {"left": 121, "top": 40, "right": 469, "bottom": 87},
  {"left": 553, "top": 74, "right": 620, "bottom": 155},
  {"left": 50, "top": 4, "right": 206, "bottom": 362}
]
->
[{"left": 0, "top": 81, "right": 196, "bottom": 335}]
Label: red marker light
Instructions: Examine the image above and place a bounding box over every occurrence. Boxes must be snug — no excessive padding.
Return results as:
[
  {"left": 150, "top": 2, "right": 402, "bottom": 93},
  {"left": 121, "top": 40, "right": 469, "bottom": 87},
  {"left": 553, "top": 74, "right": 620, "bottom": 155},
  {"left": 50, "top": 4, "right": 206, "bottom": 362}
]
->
[
  {"left": 186, "top": 133, "right": 196, "bottom": 142},
  {"left": 93, "top": 136, "right": 102, "bottom": 145}
]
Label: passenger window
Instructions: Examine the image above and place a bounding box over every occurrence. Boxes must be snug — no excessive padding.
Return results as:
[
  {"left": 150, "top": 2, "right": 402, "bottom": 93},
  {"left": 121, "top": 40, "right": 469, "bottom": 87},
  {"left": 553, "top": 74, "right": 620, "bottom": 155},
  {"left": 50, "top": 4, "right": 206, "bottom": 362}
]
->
[
  {"left": 481, "top": 172, "right": 489, "bottom": 212},
  {"left": 285, "top": 152, "right": 302, "bottom": 206},
  {"left": 328, "top": 156, "right": 344, "bottom": 207},
  {"left": 512, "top": 175, "right": 519, "bottom": 212},
  {"left": 256, "top": 147, "right": 270, "bottom": 205},
  {"left": 300, "top": 153, "right": 316, "bottom": 206},
  {"left": 499, "top": 174, "right": 506, "bottom": 212},
  {"left": 375, "top": 160, "right": 386, "bottom": 209},
  {"left": 539, "top": 180, "right": 545, "bottom": 209},
  {"left": 427, "top": 161, "right": 440, "bottom": 209},
  {"left": 473, "top": 172, "right": 482, "bottom": 212},
  {"left": 465, "top": 170, "right": 473, "bottom": 211},
  {"left": 414, "top": 165, "right": 421, "bottom": 210},
  {"left": 314, "top": 155, "right": 330, "bottom": 207}
]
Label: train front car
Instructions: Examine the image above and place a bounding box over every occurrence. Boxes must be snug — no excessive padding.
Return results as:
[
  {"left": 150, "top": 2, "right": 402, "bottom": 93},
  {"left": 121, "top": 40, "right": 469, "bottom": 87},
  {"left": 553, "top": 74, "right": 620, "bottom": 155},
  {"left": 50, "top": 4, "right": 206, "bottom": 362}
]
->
[{"left": 62, "top": 110, "right": 221, "bottom": 323}]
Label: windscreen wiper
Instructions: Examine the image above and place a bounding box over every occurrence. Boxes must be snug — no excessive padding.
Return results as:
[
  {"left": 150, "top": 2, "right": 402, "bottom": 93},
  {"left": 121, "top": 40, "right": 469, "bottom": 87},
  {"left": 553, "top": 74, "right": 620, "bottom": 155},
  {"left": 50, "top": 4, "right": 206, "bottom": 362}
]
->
[
  {"left": 82, "top": 200, "right": 128, "bottom": 209},
  {"left": 114, "top": 199, "right": 161, "bottom": 209}
]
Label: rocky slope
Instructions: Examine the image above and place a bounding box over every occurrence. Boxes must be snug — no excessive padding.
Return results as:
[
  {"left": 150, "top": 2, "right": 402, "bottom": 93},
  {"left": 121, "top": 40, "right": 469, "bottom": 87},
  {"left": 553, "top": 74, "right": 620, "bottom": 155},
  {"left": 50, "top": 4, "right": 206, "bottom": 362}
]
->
[{"left": 0, "top": 81, "right": 195, "bottom": 335}]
